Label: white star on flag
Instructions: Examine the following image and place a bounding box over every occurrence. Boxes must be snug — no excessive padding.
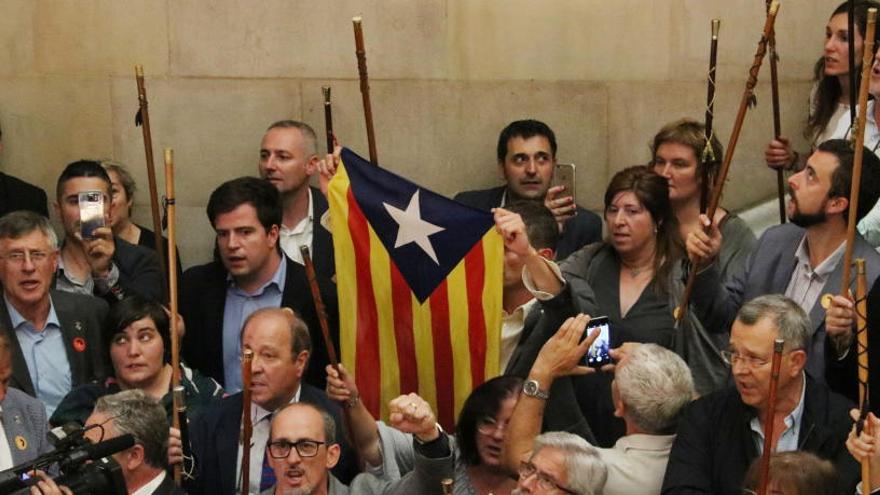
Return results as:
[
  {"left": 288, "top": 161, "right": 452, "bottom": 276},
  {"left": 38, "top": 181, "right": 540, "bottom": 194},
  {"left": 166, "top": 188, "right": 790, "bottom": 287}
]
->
[{"left": 383, "top": 190, "right": 445, "bottom": 264}]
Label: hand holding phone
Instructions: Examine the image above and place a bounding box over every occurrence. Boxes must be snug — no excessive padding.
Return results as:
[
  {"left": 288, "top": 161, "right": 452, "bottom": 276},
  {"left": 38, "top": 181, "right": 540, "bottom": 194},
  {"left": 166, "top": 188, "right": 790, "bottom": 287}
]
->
[{"left": 581, "top": 316, "right": 612, "bottom": 368}]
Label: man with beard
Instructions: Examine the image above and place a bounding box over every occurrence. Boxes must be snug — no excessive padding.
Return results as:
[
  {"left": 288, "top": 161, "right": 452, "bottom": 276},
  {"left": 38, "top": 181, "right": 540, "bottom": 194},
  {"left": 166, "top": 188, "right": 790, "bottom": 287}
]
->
[
  {"left": 685, "top": 139, "right": 880, "bottom": 401},
  {"left": 454, "top": 119, "right": 602, "bottom": 260}
]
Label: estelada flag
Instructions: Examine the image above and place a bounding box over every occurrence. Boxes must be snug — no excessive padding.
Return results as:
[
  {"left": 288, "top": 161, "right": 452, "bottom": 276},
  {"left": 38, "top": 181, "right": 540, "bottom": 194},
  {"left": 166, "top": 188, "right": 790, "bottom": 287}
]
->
[{"left": 328, "top": 148, "right": 503, "bottom": 430}]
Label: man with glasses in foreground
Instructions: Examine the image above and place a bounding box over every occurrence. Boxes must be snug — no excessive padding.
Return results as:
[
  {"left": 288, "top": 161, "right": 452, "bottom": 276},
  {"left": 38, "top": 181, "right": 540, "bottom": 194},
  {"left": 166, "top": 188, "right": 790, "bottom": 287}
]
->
[
  {"left": 512, "top": 431, "right": 606, "bottom": 495},
  {"left": 0, "top": 211, "right": 107, "bottom": 416},
  {"left": 662, "top": 294, "right": 858, "bottom": 494}
]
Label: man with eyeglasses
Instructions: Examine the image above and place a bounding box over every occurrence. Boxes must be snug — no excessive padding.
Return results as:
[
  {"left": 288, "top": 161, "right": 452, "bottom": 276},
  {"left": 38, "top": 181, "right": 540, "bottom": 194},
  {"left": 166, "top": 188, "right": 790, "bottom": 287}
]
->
[
  {"left": 80, "top": 389, "right": 184, "bottom": 495},
  {"left": 0, "top": 211, "right": 107, "bottom": 416},
  {"left": 178, "top": 307, "right": 355, "bottom": 495},
  {"left": 662, "top": 294, "right": 858, "bottom": 494},
  {"left": 512, "top": 431, "right": 606, "bottom": 495},
  {"left": 262, "top": 400, "right": 454, "bottom": 494}
]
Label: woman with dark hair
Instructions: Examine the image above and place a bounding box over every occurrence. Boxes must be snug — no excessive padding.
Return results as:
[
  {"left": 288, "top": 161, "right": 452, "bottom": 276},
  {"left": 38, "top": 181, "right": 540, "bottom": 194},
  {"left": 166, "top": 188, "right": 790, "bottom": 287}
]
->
[
  {"left": 498, "top": 166, "right": 720, "bottom": 446},
  {"left": 326, "top": 365, "right": 522, "bottom": 494},
  {"left": 766, "top": 1, "right": 880, "bottom": 171},
  {"left": 50, "top": 295, "right": 222, "bottom": 426}
]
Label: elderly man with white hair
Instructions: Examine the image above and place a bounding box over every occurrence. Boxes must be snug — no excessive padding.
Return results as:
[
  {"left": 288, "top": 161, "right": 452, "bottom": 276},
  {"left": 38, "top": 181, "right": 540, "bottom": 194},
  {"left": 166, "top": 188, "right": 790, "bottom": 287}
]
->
[
  {"left": 503, "top": 313, "right": 696, "bottom": 495},
  {"left": 512, "top": 431, "right": 607, "bottom": 495}
]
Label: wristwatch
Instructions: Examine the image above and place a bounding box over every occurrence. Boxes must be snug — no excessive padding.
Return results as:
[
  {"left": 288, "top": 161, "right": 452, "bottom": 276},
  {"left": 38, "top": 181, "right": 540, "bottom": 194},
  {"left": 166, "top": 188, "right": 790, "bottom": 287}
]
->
[{"left": 522, "top": 379, "right": 549, "bottom": 400}]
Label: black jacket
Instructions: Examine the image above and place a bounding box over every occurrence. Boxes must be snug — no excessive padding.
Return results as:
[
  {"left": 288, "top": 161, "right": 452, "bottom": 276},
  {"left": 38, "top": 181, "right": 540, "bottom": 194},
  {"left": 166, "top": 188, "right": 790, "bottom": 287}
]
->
[
  {"left": 309, "top": 186, "right": 336, "bottom": 282},
  {"left": 453, "top": 186, "right": 602, "bottom": 260},
  {"left": 661, "top": 376, "right": 858, "bottom": 494},
  {"left": 180, "top": 256, "right": 338, "bottom": 389},
  {"left": 185, "top": 385, "right": 357, "bottom": 495},
  {"left": 0, "top": 172, "right": 48, "bottom": 218}
]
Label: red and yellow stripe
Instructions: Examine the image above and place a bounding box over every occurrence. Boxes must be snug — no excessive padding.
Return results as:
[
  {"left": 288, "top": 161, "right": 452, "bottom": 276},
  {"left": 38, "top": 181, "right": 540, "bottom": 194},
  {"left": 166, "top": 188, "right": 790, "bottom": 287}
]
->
[{"left": 329, "top": 161, "right": 503, "bottom": 429}]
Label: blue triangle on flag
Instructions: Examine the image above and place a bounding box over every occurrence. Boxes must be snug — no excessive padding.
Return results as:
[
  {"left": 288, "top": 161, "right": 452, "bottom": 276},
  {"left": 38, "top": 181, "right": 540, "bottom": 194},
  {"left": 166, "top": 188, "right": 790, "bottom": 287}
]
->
[{"left": 342, "top": 148, "right": 494, "bottom": 303}]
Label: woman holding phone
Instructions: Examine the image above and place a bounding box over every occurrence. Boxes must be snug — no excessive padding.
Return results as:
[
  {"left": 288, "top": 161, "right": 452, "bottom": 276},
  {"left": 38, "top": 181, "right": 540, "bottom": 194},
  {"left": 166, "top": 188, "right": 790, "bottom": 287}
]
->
[{"left": 498, "top": 166, "right": 722, "bottom": 446}]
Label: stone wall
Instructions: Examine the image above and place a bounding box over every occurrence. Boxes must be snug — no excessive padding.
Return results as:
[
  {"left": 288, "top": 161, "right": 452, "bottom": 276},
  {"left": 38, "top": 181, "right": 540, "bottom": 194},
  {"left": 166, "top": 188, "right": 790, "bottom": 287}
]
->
[{"left": 0, "top": 0, "right": 839, "bottom": 267}]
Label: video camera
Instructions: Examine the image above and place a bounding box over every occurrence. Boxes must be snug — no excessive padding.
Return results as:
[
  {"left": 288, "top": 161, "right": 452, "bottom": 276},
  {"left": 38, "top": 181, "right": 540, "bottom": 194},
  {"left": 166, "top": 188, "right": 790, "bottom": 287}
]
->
[{"left": 0, "top": 422, "right": 132, "bottom": 494}]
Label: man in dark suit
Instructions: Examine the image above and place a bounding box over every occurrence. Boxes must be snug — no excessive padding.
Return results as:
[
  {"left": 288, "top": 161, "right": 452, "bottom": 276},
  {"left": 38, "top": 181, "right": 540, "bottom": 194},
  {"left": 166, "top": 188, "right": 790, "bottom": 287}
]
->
[
  {"left": 53, "top": 160, "right": 164, "bottom": 303},
  {"left": 454, "top": 119, "right": 602, "bottom": 260},
  {"left": 83, "top": 390, "right": 184, "bottom": 495},
  {"left": 687, "top": 139, "right": 880, "bottom": 401},
  {"left": 0, "top": 211, "right": 107, "bottom": 416},
  {"left": 180, "top": 308, "right": 354, "bottom": 495},
  {"left": 180, "top": 177, "right": 337, "bottom": 392},
  {"left": 258, "top": 120, "right": 335, "bottom": 282},
  {"left": 0, "top": 122, "right": 49, "bottom": 218}
]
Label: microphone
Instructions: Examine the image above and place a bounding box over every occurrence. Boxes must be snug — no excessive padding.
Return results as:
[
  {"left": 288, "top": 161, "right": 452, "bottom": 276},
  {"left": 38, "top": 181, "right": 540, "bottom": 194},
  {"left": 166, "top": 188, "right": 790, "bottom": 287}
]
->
[{"left": 61, "top": 434, "right": 136, "bottom": 468}]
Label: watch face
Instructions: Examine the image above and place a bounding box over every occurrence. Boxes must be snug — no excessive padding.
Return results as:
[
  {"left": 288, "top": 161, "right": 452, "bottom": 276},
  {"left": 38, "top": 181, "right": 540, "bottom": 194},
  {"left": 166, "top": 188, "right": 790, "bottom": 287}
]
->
[{"left": 524, "top": 380, "right": 538, "bottom": 395}]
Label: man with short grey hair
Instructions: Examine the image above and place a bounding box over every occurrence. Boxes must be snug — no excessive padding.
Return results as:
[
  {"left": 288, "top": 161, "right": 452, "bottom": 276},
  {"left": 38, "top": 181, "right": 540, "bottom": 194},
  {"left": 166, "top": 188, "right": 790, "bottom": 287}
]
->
[
  {"left": 504, "top": 314, "right": 695, "bottom": 495},
  {"left": 662, "top": 294, "right": 858, "bottom": 494},
  {"left": 84, "top": 389, "right": 183, "bottom": 494},
  {"left": 0, "top": 210, "right": 107, "bottom": 416},
  {"left": 512, "top": 431, "right": 607, "bottom": 495}
]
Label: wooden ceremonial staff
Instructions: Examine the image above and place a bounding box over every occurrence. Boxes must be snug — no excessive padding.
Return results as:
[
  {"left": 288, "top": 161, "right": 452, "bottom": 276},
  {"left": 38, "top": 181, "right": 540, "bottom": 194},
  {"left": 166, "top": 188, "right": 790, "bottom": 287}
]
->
[
  {"left": 850, "top": 0, "right": 859, "bottom": 129},
  {"left": 441, "top": 479, "right": 454, "bottom": 494},
  {"left": 857, "top": 258, "right": 872, "bottom": 488},
  {"left": 164, "top": 149, "right": 185, "bottom": 484},
  {"left": 300, "top": 246, "right": 340, "bottom": 367},
  {"left": 675, "top": 1, "right": 781, "bottom": 322},
  {"left": 134, "top": 66, "right": 168, "bottom": 277},
  {"left": 353, "top": 16, "right": 378, "bottom": 164},
  {"left": 323, "top": 86, "right": 335, "bottom": 154},
  {"left": 839, "top": 8, "right": 877, "bottom": 301},
  {"left": 766, "top": 0, "right": 786, "bottom": 224},
  {"left": 756, "top": 339, "right": 785, "bottom": 495},
  {"left": 700, "top": 19, "right": 720, "bottom": 214},
  {"left": 240, "top": 348, "right": 255, "bottom": 494}
]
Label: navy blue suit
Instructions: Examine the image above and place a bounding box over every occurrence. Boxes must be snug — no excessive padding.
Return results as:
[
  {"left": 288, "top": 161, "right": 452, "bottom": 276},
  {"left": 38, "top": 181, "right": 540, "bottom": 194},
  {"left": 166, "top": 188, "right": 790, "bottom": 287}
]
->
[
  {"left": 0, "top": 172, "right": 48, "bottom": 218},
  {"left": 453, "top": 186, "right": 602, "bottom": 260}
]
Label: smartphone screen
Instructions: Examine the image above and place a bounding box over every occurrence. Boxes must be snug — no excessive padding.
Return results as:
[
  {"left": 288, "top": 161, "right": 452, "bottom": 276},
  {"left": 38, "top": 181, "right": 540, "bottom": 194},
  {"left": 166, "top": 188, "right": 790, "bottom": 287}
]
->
[
  {"left": 581, "top": 316, "right": 611, "bottom": 368},
  {"left": 552, "top": 163, "right": 576, "bottom": 204},
  {"left": 79, "top": 191, "right": 105, "bottom": 240}
]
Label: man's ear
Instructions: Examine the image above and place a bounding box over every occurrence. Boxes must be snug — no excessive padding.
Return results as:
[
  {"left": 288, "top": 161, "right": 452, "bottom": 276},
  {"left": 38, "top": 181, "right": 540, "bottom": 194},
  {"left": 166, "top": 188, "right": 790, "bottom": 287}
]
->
[
  {"left": 326, "top": 443, "right": 341, "bottom": 469},
  {"left": 306, "top": 154, "right": 320, "bottom": 176},
  {"left": 826, "top": 196, "right": 848, "bottom": 216},
  {"left": 536, "top": 247, "right": 555, "bottom": 262},
  {"left": 295, "top": 350, "right": 310, "bottom": 378},
  {"left": 125, "top": 444, "right": 146, "bottom": 471},
  {"left": 787, "top": 349, "right": 808, "bottom": 377}
]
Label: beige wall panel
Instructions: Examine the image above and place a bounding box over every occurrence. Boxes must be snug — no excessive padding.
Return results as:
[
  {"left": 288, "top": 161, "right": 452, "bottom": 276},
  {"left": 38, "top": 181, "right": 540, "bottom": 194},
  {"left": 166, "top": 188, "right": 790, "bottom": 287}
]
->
[
  {"left": 672, "top": 0, "right": 838, "bottom": 83},
  {"left": 0, "top": 0, "right": 36, "bottom": 76},
  {"left": 130, "top": 205, "right": 215, "bottom": 269},
  {"left": 33, "top": 0, "right": 168, "bottom": 76},
  {"left": 447, "top": 0, "right": 673, "bottom": 81},
  {"left": 109, "top": 77, "right": 302, "bottom": 209},
  {"left": 0, "top": 76, "right": 113, "bottom": 192},
  {"left": 303, "top": 80, "right": 608, "bottom": 210},
  {"left": 169, "top": 0, "right": 447, "bottom": 79}
]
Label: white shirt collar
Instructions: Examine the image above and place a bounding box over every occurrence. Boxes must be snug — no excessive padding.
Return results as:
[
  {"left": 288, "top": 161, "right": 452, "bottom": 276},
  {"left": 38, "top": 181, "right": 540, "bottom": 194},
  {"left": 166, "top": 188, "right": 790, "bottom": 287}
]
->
[{"left": 130, "top": 470, "right": 166, "bottom": 495}]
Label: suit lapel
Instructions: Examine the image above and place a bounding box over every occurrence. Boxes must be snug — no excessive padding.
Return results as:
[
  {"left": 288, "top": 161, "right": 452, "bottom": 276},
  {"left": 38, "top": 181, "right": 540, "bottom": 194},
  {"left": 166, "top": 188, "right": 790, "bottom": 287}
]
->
[
  {"left": 221, "top": 396, "right": 243, "bottom": 494},
  {"left": 0, "top": 301, "right": 35, "bottom": 395},
  {"left": 52, "top": 293, "right": 88, "bottom": 386},
  {"left": 205, "top": 265, "right": 228, "bottom": 380},
  {"left": 4, "top": 398, "right": 35, "bottom": 465}
]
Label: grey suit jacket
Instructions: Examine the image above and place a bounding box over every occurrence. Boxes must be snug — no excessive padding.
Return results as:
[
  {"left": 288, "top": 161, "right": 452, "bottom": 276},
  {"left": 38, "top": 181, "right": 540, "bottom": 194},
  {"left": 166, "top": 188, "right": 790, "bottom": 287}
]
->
[
  {"left": 691, "top": 223, "right": 880, "bottom": 382},
  {"left": 2, "top": 387, "right": 50, "bottom": 465}
]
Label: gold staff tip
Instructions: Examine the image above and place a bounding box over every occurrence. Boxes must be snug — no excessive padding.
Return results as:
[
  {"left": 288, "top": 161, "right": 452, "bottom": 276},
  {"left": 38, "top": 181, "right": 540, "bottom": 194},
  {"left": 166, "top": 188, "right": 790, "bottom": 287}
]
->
[
  {"left": 768, "top": 0, "right": 780, "bottom": 15},
  {"left": 773, "top": 339, "right": 785, "bottom": 352},
  {"left": 868, "top": 7, "right": 877, "bottom": 22},
  {"left": 857, "top": 258, "right": 867, "bottom": 274},
  {"left": 353, "top": 15, "right": 362, "bottom": 24},
  {"left": 164, "top": 148, "right": 173, "bottom": 163},
  {"left": 135, "top": 65, "right": 144, "bottom": 77},
  {"left": 711, "top": 19, "right": 720, "bottom": 38},
  {"left": 322, "top": 86, "right": 331, "bottom": 100}
]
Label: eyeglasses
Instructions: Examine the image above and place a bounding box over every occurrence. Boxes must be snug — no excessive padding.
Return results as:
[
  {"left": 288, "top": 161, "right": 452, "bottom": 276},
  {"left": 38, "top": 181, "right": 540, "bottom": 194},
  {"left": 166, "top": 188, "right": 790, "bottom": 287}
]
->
[
  {"left": 518, "top": 461, "right": 575, "bottom": 494},
  {"left": 267, "top": 439, "right": 325, "bottom": 459},
  {"left": 720, "top": 349, "right": 774, "bottom": 369},
  {"left": 83, "top": 415, "right": 121, "bottom": 443},
  {"left": 477, "top": 416, "right": 508, "bottom": 435},
  {"left": 1, "top": 250, "right": 51, "bottom": 265}
]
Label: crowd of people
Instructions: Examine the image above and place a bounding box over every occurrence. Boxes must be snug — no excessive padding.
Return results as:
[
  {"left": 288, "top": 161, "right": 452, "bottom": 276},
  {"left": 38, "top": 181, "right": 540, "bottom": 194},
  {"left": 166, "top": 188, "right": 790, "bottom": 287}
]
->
[{"left": 10, "top": 1, "right": 880, "bottom": 494}]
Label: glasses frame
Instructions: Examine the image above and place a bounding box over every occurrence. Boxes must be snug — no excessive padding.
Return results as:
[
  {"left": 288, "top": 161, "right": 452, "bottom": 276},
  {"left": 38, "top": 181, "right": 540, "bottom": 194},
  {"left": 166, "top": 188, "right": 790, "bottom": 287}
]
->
[
  {"left": 267, "top": 439, "right": 326, "bottom": 459},
  {"left": 518, "top": 460, "right": 576, "bottom": 494}
]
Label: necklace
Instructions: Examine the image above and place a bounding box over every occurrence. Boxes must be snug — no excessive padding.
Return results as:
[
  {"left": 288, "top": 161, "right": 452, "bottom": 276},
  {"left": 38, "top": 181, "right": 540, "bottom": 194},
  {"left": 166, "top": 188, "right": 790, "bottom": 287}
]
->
[{"left": 621, "top": 260, "right": 653, "bottom": 278}]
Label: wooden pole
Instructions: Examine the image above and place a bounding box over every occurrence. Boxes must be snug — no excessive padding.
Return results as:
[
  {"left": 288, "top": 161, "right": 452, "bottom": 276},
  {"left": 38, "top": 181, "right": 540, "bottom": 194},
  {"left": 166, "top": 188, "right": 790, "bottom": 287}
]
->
[
  {"left": 675, "top": 1, "right": 781, "bottom": 321},
  {"left": 766, "top": 0, "right": 786, "bottom": 224},
  {"left": 700, "top": 19, "right": 720, "bottom": 214},
  {"left": 840, "top": 8, "right": 877, "bottom": 298},
  {"left": 353, "top": 16, "right": 378, "bottom": 165},
  {"left": 322, "top": 86, "right": 335, "bottom": 155},
  {"left": 300, "top": 246, "right": 339, "bottom": 367},
  {"left": 134, "top": 65, "right": 168, "bottom": 278},
  {"left": 756, "top": 339, "right": 785, "bottom": 495},
  {"left": 857, "top": 258, "right": 871, "bottom": 488},
  {"left": 240, "top": 349, "right": 254, "bottom": 494},
  {"left": 164, "top": 149, "right": 184, "bottom": 484}
]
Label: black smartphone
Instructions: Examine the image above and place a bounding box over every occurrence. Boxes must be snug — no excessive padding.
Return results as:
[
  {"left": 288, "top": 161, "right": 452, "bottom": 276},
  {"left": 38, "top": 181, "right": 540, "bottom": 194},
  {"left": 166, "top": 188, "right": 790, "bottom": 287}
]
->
[{"left": 581, "top": 316, "right": 612, "bottom": 368}]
